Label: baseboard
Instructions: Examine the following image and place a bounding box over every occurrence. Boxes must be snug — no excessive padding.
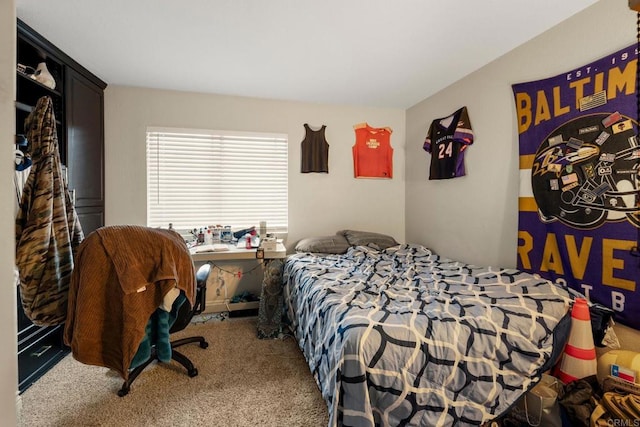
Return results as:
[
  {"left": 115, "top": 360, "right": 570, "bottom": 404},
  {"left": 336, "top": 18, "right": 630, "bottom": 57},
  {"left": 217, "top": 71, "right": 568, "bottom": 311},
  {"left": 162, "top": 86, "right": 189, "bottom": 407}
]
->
[{"left": 16, "top": 392, "right": 22, "bottom": 425}]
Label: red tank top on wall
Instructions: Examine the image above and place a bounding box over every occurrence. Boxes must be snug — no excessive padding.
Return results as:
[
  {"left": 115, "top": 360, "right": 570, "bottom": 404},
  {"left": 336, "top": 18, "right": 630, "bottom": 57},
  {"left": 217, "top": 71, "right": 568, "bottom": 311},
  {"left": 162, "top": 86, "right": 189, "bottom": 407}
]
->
[{"left": 352, "top": 123, "right": 393, "bottom": 179}]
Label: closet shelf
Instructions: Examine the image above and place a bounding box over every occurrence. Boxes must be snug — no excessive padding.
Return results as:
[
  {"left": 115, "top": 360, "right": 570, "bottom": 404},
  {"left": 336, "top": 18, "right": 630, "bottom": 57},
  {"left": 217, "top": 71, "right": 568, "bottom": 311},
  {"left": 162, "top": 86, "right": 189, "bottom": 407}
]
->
[
  {"left": 15, "top": 101, "right": 62, "bottom": 127},
  {"left": 15, "top": 101, "right": 34, "bottom": 113},
  {"left": 16, "top": 71, "right": 62, "bottom": 97}
]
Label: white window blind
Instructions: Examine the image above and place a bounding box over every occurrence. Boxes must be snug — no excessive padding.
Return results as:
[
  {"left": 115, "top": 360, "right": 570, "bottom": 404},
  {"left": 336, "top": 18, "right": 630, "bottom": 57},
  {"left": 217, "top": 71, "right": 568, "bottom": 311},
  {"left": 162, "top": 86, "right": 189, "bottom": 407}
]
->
[{"left": 146, "top": 127, "right": 288, "bottom": 233}]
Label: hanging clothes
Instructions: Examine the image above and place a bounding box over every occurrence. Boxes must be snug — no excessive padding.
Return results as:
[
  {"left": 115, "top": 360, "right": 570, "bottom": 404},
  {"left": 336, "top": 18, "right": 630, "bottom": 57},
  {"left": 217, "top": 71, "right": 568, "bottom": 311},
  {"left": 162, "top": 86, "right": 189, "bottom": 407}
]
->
[
  {"left": 352, "top": 123, "right": 393, "bottom": 178},
  {"left": 300, "top": 123, "right": 329, "bottom": 173},
  {"left": 14, "top": 150, "right": 32, "bottom": 216},
  {"left": 15, "top": 96, "right": 84, "bottom": 326},
  {"left": 423, "top": 106, "right": 474, "bottom": 180}
]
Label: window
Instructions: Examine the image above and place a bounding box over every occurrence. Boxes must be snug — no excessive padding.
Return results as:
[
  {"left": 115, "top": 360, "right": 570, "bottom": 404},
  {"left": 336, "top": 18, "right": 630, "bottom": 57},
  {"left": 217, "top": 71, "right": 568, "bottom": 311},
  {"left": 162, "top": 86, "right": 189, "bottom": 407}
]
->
[{"left": 146, "top": 127, "right": 288, "bottom": 234}]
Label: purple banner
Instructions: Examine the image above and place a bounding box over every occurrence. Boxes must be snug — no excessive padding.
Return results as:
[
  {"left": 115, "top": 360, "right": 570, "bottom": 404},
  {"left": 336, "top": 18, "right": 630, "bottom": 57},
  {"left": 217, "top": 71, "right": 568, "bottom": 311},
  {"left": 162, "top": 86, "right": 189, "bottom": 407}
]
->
[{"left": 512, "top": 44, "right": 640, "bottom": 329}]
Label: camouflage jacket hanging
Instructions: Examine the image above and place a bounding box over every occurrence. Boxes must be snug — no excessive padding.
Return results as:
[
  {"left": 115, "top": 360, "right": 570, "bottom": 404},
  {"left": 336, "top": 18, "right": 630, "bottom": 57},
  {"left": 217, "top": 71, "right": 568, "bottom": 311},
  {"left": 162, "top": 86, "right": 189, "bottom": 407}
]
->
[{"left": 15, "top": 96, "right": 83, "bottom": 326}]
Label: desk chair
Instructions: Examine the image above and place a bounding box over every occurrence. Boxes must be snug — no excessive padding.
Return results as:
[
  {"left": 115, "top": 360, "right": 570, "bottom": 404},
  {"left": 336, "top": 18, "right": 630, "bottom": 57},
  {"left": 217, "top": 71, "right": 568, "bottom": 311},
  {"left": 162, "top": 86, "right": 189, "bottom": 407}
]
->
[{"left": 118, "top": 263, "right": 211, "bottom": 396}]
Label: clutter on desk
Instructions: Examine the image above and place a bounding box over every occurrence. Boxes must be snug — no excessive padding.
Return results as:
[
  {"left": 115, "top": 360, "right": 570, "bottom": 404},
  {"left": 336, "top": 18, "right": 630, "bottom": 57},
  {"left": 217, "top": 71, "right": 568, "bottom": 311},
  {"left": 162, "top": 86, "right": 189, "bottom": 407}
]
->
[
  {"left": 193, "top": 244, "right": 229, "bottom": 253},
  {"left": 259, "top": 221, "right": 267, "bottom": 239},
  {"left": 237, "top": 231, "right": 259, "bottom": 249},
  {"left": 233, "top": 226, "right": 256, "bottom": 240},
  {"left": 222, "top": 226, "right": 232, "bottom": 242},
  {"left": 261, "top": 235, "right": 278, "bottom": 251},
  {"left": 177, "top": 222, "right": 269, "bottom": 249},
  {"left": 187, "top": 225, "right": 231, "bottom": 245}
]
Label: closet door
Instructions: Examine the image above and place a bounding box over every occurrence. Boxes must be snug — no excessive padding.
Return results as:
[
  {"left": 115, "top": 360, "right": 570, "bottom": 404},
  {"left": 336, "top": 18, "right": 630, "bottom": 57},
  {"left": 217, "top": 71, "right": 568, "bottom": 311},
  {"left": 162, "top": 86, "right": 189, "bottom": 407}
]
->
[{"left": 65, "top": 67, "right": 105, "bottom": 235}]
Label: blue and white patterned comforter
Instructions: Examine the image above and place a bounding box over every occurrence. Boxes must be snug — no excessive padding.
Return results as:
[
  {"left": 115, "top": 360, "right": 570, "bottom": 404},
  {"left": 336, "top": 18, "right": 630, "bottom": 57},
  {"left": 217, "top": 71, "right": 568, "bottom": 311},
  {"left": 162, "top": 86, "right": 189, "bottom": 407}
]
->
[{"left": 283, "top": 244, "right": 572, "bottom": 427}]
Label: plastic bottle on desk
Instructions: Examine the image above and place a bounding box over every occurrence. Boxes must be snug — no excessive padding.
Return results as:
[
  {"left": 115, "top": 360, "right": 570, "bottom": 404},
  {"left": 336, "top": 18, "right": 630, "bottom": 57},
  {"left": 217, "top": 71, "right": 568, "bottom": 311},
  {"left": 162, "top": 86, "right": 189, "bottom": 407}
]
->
[
  {"left": 212, "top": 227, "right": 221, "bottom": 244},
  {"left": 222, "top": 226, "right": 232, "bottom": 243},
  {"left": 245, "top": 233, "right": 252, "bottom": 249}
]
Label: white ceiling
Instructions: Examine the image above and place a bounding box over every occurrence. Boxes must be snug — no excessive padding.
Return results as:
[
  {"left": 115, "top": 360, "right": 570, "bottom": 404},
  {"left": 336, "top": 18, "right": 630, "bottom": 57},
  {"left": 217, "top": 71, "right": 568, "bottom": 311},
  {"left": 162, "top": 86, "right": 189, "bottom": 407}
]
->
[{"left": 16, "top": 0, "right": 600, "bottom": 109}]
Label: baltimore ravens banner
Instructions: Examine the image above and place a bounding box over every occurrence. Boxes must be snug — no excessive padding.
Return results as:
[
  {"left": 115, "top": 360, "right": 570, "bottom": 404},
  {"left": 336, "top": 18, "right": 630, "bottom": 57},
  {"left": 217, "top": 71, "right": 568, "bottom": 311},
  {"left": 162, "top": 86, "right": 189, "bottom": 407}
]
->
[{"left": 513, "top": 44, "right": 640, "bottom": 330}]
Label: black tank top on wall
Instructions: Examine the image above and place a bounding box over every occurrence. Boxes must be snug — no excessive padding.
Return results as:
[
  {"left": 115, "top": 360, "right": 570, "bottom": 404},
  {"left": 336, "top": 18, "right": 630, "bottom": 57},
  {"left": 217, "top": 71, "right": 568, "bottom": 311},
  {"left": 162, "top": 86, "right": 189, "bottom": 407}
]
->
[{"left": 301, "top": 123, "right": 329, "bottom": 173}]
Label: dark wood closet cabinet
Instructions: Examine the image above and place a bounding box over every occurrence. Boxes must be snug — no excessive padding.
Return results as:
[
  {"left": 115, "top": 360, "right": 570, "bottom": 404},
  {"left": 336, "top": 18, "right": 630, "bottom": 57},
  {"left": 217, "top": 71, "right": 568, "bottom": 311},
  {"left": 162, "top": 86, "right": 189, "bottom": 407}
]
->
[
  {"left": 16, "top": 19, "right": 106, "bottom": 393},
  {"left": 66, "top": 67, "right": 106, "bottom": 233}
]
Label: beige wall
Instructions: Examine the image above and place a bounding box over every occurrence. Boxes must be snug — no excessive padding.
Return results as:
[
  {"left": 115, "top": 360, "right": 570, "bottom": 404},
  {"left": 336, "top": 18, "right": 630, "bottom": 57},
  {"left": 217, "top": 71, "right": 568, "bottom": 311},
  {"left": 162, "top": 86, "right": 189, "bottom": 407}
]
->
[
  {"left": 0, "top": 0, "right": 19, "bottom": 423},
  {"left": 406, "top": 0, "right": 636, "bottom": 266},
  {"left": 104, "top": 86, "right": 406, "bottom": 249},
  {"left": 406, "top": 0, "right": 640, "bottom": 349}
]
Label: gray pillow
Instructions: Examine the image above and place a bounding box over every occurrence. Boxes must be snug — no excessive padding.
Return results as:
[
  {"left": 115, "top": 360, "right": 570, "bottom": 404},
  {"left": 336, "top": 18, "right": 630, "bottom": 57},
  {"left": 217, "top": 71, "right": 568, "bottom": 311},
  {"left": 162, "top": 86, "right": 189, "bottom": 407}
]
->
[
  {"left": 337, "top": 230, "right": 399, "bottom": 250},
  {"left": 295, "top": 235, "right": 351, "bottom": 254}
]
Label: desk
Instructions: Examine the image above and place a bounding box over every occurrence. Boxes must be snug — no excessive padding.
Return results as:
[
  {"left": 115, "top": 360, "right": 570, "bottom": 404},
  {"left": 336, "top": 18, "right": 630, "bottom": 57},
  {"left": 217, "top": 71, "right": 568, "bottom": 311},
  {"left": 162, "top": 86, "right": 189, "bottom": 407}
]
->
[
  {"left": 189, "top": 242, "right": 286, "bottom": 262},
  {"left": 189, "top": 243, "right": 287, "bottom": 338}
]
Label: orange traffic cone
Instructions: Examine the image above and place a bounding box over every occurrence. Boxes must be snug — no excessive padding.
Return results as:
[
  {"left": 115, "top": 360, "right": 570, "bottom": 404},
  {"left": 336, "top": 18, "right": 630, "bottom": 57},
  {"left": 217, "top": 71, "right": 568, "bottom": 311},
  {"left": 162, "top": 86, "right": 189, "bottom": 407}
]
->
[{"left": 555, "top": 298, "right": 597, "bottom": 384}]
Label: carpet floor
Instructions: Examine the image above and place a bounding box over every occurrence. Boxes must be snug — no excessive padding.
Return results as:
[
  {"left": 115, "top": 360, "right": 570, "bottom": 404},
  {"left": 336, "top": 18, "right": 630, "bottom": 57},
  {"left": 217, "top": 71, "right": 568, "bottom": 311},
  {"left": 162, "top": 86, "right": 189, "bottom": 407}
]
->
[{"left": 19, "top": 317, "right": 329, "bottom": 427}]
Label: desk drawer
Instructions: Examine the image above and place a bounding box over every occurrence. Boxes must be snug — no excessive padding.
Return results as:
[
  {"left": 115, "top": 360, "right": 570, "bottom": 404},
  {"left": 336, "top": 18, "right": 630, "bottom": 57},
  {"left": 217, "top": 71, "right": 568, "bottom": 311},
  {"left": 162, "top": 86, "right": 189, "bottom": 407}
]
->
[{"left": 18, "top": 323, "right": 68, "bottom": 393}]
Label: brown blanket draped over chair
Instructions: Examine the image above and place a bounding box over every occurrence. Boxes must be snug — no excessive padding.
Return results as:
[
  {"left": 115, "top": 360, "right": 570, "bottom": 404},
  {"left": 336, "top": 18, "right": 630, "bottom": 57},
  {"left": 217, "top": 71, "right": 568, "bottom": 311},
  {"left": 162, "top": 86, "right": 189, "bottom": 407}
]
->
[{"left": 64, "top": 225, "right": 196, "bottom": 380}]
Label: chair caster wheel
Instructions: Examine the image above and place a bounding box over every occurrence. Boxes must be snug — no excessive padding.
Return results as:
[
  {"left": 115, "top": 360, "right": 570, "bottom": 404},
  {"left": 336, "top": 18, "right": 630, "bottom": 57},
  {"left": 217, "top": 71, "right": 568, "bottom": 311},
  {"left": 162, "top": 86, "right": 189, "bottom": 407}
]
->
[
  {"left": 188, "top": 368, "right": 198, "bottom": 377},
  {"left": 200, "top": 341, "right": 209, "bottom": 349},
  {"left": 118, "top": 387, "right": 129, "bottom": 397}
]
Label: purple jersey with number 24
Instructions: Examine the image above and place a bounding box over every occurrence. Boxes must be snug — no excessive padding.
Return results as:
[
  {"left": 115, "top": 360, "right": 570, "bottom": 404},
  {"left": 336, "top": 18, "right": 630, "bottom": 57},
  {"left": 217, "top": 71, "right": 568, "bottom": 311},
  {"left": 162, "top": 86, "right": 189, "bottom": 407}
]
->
[{"left": 423, "top": 106, "right": 474, "bottom": 180}]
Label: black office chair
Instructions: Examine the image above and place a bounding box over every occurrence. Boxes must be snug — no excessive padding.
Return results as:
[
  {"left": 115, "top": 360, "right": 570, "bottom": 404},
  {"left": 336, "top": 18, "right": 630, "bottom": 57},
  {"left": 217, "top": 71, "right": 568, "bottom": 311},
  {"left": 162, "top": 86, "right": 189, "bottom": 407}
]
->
[{"left": 118, "top": 263, "right": 211, "bottom": 396}]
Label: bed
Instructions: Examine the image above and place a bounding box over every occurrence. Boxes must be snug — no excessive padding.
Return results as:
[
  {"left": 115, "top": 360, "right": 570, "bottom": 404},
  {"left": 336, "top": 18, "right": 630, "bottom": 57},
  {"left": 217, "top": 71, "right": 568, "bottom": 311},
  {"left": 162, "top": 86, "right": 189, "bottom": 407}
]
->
[{"left": 283, "top": 235, "right": 572, "bottom": 427}]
